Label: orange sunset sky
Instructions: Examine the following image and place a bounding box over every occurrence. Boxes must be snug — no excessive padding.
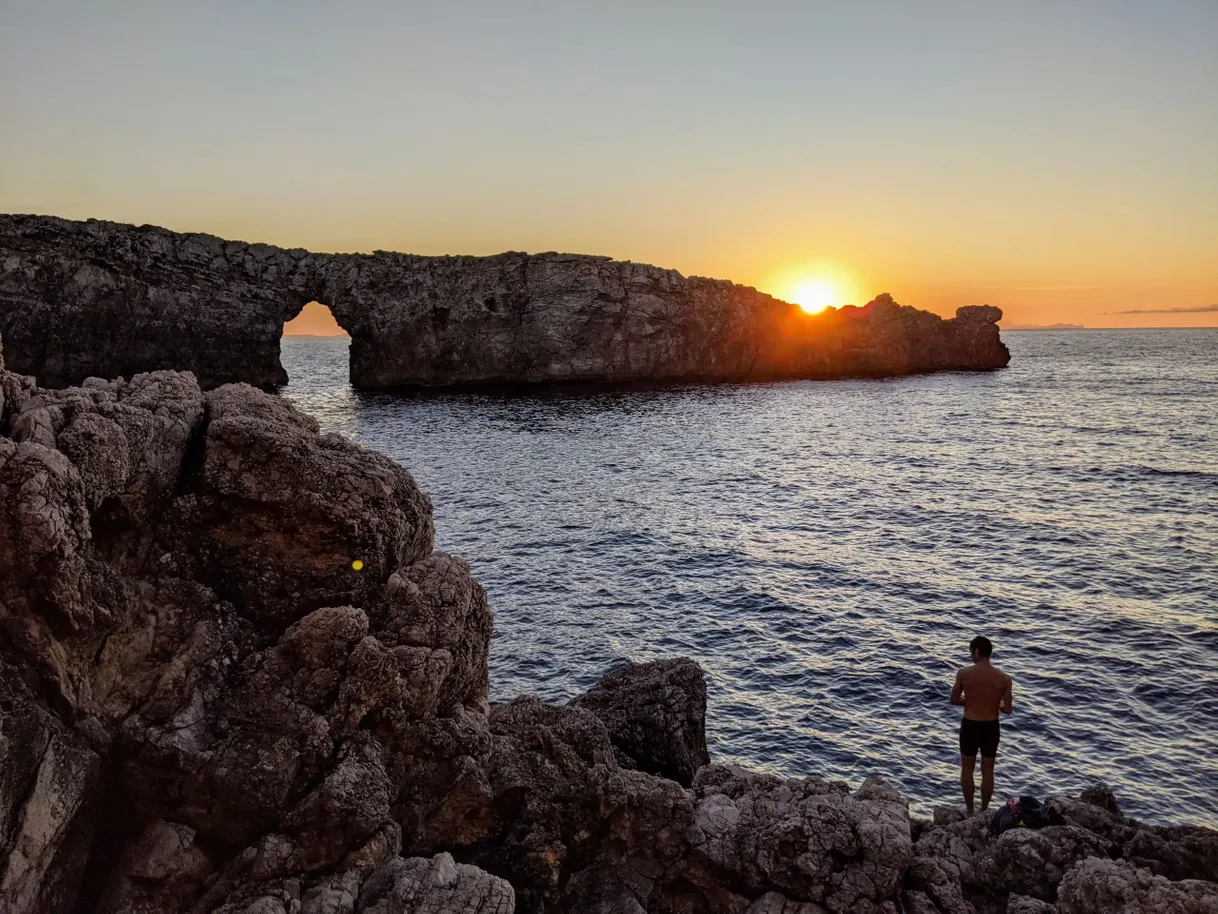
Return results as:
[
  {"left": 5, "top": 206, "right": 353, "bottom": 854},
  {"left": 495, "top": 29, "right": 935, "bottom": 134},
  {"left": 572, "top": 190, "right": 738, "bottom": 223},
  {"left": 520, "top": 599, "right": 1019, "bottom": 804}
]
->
[{"left": 2, "top": 3, "right": 1215, "bottom": 332}]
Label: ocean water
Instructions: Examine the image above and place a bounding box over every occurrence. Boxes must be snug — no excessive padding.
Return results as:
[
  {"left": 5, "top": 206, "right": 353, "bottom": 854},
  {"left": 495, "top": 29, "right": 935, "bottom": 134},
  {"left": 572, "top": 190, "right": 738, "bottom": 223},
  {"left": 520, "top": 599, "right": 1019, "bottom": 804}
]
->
[{"left": 281, "top": 330, "right": 1218, "bottom": 826}]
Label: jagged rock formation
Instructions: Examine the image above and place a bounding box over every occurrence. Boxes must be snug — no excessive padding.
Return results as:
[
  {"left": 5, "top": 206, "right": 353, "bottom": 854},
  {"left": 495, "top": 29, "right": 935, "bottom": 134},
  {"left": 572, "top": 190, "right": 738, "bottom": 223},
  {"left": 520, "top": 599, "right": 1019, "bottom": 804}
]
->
[
  {"left": 1, "top": 333, "right": 1213, "bottom": 914},
  {"left": 569, "top": 657, "right": 710, "bottom": 786},
  {"left": 0, "top": 214, "right": 1009, "bottom": 390}
]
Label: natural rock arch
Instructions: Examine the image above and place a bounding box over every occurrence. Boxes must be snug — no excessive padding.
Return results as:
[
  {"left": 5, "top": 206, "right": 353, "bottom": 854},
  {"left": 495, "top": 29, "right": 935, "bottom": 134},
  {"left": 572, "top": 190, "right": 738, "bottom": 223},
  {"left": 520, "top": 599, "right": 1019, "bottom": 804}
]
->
[{"left": 0, "top": 214, "right": 1009, "bottom": 390}]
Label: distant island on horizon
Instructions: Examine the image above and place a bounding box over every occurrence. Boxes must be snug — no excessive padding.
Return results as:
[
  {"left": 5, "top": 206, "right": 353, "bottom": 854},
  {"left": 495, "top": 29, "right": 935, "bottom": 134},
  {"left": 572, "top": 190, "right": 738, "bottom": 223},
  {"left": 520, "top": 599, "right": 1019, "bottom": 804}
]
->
[{"left": 1003, "top": 322, "right": 1086, "bottom": 330}]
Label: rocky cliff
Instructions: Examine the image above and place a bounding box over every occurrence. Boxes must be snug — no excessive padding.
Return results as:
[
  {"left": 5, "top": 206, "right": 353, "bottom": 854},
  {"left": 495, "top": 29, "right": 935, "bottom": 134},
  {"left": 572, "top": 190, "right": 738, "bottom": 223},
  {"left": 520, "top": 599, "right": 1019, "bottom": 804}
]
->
[
  {"left": 2, "top": 336, "right": 1212, "bottom": 914},
  {"left": 0, "top": 214, "right": 1009, "bottom": 390}
]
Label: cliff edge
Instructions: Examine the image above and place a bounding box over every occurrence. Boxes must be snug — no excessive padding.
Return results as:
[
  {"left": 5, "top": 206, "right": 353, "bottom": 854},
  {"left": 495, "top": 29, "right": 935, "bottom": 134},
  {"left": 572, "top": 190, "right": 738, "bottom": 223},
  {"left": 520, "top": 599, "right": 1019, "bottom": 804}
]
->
[{"left": 0, "top": 214, "right": 1009, "bottom": 390}]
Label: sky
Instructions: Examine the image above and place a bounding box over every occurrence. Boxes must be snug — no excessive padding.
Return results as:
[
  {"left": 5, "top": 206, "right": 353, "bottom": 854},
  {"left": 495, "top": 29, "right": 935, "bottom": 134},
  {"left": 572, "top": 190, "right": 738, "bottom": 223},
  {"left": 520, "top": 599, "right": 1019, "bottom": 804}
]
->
[{"left": 2, "top": 1, "right": 1216, "bottom": 330}]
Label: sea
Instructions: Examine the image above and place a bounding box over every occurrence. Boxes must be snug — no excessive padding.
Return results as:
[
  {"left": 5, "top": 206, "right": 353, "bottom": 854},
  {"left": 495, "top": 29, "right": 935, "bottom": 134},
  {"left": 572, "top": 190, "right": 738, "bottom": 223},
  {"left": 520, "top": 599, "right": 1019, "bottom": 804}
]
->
[{"left": 281, "top": 329, "right": 1218, "bottom": 827}]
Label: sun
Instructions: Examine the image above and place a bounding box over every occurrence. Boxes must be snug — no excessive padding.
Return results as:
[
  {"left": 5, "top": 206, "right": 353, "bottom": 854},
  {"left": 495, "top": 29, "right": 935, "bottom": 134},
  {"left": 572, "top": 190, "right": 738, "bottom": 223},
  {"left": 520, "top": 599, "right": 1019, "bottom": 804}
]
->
[
  {"left": 791, "top": 278, "right": 838, "bottom": 314},
  {"left": 766, "top": 262, "right": 861, "bottom": 315}
]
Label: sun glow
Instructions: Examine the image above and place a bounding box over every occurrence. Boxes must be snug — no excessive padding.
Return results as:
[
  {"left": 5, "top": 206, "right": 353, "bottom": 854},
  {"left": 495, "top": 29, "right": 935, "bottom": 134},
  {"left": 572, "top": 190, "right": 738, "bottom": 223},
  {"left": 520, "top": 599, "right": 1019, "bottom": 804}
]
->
[
  {"left": 767, "top": 262, "right": 862, "bottom": 317},
  {"left": 791, "top": 279, "right": 838, "bottom": 315}
]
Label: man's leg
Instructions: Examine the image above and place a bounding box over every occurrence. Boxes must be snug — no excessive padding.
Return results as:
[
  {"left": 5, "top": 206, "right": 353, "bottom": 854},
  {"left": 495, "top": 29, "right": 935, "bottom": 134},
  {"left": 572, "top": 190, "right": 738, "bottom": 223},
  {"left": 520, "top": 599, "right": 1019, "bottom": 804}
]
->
[
  {"left": 980, "top": 756, "right": 995, "bottom": 810},
  {"left": 960, "top": 755, "right": 976, "bottom": 814}
]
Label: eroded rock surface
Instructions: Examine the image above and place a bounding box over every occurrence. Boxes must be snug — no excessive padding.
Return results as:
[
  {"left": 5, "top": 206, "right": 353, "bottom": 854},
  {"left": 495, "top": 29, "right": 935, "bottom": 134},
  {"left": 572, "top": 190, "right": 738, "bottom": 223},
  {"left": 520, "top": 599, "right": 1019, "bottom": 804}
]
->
[
  {"left": 2, "top": 335, "right": 1213, "bottom": 914},
  {"left": 1057, "top": 857, "right": 1218, "bottom": 914},
  {"left": 569, "top": 657, "right": 710, "bottom": 786},
  {"left": 0, "top": 214, "right": 1009, "bottom": 390}
]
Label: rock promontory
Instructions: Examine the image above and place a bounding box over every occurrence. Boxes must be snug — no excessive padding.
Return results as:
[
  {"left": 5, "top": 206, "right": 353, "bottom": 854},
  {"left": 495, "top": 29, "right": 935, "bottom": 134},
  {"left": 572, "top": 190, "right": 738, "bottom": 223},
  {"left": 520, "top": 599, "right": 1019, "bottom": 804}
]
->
[{"left": 0, "top": 214, "right": 1009, "bottom": 390}]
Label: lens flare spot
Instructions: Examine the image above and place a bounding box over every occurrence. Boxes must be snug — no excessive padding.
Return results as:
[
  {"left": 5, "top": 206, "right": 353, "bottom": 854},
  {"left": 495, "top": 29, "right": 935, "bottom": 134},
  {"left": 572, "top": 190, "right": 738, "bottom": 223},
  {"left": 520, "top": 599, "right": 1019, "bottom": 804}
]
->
[{"left": 352, "top": 559, "right": 364, "bottom": 571}]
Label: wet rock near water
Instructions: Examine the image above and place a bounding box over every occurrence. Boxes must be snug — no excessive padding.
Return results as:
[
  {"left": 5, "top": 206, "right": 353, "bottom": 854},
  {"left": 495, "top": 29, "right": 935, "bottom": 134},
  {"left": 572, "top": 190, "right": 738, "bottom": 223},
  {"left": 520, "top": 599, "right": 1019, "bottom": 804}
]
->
[
  {"left": 1, "top": 337, "right": 1214, "bottom": 913},
  {"left": 1, "top": 214, "right": 1009, "bottom": 391}
]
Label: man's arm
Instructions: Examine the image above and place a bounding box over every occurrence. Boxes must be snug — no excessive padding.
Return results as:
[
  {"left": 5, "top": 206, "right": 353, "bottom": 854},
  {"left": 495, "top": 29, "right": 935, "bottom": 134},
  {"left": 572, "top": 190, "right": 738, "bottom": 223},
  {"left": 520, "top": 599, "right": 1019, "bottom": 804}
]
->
[
  {"left": 950, "top": 670, "right": 965, "bottom": 707},
  {"left": 1000, "top": 676, "right": 1013, "bottom": 715}
]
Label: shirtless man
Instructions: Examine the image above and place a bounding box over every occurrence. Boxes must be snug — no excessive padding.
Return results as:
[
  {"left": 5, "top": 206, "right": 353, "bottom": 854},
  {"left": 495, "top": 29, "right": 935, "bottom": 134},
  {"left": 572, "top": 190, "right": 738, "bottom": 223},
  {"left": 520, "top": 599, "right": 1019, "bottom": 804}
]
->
[{"left": 950, "top": 636, "right": 1013, "bottom": 814}]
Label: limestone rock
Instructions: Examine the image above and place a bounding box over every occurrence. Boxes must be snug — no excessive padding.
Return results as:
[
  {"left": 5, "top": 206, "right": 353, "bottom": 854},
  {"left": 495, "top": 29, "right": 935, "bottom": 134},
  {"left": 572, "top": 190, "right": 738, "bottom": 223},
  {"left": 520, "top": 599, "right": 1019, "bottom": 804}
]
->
[
  {"left": 688, "top": 766, "right": 912, "bottom": 913},
  {"left": 1005, "top": 895, "right": 1055, "bottom": 914},
  {"left": 1078, "top": 785, "right": 1123, "bottom": 816},
  {"left": 913, "top": 808, "right": 998, "bottom": 888},
  {"left": 746, "top": 891, "right": 830, "bottom": 913},
  {"left": 5, "top": 369, "right": 205, "bottom": 529},
  {"left": 902, "top": 855, "right": 977, "bottom": 914},
  {"left": 0, "top": 436, "right": 105, "bottom": 660},
  {"left": 0, "top": 215, "right": 313, "bottom": 388},
  {"left": 55, "top": 411, "right": 131, "bottom": 508},
  {"left": 1044, "top": 788, "right": 1218, "bottom": 884},
  {"left": 933, "top": 805, "right": 968, "bottom": 827},
  {"left": 1044, "top": 794, "right": 1131, "bottom": 841},
  {"left": 912, "top": 790, "right": 1217, "bottom": 912},
  {"left": 570, "top": 657, "right": 710, "bottom": 786},
  {"left": 956, "top": 305, "right": 1003, "bottom": 324},
  {"left": 1123, "top": 824, "right": 1218, "bottom": 884},
  {"left": 357, "top": 853, "right": 515, "bottom": 913},
  {"left": 0, "top": 664, "right": 103, "bottom": 914},
  {"left": 166, "top": 383, "right": 434, "bottom": 624},
  {"left": 94, "top": 820, "right": 213, "bottom": 914},
  {"left": 205, "top": 380, "right": 320, "bottom": 433},
  {"left": 474, "top": 697, "right": 758, "bottom": 911},
  {"left": 0, "top": 214, "right": 1010, "bottom": 390},
  {"left": 378, "top": 551, "right": 493, "bottom": 715},
  {"left": 973, "top": 825, "right": 1112, "bottom": 901},
  {"left": 1057, "top": 857, "right": 1218, "bottom": 914}
]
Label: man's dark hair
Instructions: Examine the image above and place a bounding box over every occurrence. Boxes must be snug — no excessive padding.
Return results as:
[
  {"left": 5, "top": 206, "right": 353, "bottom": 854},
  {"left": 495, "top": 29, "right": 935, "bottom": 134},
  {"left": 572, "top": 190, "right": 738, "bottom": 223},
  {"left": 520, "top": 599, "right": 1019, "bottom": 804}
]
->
[{"left": 970, "top": 636, "right": 993, "bottom": 658}]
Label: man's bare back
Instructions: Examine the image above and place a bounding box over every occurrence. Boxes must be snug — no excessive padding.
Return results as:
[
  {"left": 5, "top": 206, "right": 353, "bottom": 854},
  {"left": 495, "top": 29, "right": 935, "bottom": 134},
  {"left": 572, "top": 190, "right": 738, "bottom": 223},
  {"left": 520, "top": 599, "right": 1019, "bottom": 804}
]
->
[{"left": 954, "top": 662, "right": 1013, "bottom": 721}]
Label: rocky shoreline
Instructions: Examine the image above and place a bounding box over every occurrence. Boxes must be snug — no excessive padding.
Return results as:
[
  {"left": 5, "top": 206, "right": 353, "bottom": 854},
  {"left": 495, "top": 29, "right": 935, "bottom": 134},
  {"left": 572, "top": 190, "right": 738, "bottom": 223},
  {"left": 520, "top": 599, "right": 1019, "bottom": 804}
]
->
[
  {"left": 1, "top": 334, "right": 1213, "bottom": 914},
  {"left": 1, "top": 214, "right": 1008, "bottom": 391}
]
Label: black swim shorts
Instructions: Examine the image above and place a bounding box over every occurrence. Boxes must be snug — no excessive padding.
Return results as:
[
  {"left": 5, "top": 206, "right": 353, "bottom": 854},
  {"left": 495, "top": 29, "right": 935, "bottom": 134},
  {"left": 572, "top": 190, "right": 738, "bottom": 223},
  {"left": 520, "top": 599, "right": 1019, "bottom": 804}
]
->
[{"left": 959, "top": 718, "right": 1000, "bottom": 759}]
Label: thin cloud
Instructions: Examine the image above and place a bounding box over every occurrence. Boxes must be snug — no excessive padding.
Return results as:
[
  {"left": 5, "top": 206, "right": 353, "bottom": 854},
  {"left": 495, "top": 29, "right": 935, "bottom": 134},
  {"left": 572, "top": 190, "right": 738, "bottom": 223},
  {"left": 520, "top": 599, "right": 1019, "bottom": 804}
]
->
[{"left": 1107, "top": 304, "right": 1218, "bottom": 315}]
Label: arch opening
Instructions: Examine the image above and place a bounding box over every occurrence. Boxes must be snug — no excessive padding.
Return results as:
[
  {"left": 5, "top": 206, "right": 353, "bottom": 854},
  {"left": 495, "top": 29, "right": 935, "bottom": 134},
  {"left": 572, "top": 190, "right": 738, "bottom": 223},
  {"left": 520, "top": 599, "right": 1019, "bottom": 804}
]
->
[
  {"left": 279, "top": 300, "right": 352, "bottom": 391},
  {"left": 284, "top": 301, "right": 348, "bottom": 338}
]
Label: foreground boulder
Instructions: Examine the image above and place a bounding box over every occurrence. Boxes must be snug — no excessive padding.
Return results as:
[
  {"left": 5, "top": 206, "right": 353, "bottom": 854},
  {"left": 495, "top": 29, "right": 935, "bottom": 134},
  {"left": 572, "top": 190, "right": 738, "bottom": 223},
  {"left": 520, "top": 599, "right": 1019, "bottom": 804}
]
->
[
  {"left": 688, "top": 766, "right": 913, "bottom": 912},
  {"left": 570, "top": 657, "right": 710, "bottom": 786},
  {"left": 0, "top": 214, "right": 1009, "bottom": 390},
  {"left": 0, "top": 362, "right": 497, "bottom": 913},
  {"left": 1057, "top": 857, "right": 1218, "bottom": 914}
]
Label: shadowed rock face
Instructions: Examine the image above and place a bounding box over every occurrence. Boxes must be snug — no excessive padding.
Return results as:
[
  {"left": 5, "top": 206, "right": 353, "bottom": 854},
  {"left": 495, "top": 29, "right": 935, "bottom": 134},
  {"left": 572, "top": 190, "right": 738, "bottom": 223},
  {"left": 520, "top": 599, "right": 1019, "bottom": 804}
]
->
[{"left": 0, "top": 214, "right": 1010, "bottom": 390}]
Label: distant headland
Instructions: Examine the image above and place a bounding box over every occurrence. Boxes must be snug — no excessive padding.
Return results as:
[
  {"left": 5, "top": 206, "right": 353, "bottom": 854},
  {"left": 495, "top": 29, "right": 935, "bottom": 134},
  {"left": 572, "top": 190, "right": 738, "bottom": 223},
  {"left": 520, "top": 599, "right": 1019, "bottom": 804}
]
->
[
  {"left": 0, "top": 214, "right": 1009, "bottom": 390},
  {"left": 1003, "top": 322, "right": 1086, "bottom": 330}
]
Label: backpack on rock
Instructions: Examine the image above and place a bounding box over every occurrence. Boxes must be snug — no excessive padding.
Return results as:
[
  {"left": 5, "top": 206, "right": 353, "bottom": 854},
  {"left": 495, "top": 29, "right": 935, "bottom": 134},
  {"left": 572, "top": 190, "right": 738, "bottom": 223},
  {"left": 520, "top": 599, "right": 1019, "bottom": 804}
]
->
[{"left": 991, "top": 795, "right": 1062, "bottom": 835}]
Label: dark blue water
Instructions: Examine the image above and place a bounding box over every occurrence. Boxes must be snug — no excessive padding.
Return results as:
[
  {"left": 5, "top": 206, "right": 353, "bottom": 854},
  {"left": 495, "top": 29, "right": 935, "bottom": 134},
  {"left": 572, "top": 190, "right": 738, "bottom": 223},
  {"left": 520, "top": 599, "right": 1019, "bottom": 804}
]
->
[{"left": 281, "top": 330, "right": 1218, "bottom": 826}]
